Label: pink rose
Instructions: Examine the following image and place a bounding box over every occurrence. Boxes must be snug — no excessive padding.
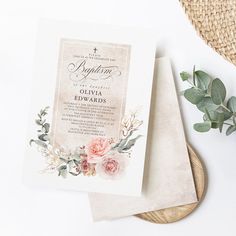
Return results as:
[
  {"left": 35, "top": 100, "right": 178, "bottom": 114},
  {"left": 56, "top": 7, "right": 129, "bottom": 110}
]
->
[
  {"left": 81, "top": 159, "right": 90, "bottom": 172},
  {"left": 96, "top": 154, "right": 126, "bottom": 179},
  {"left": 80, "top": 159, "right": 96, "bottom": 176},
  {"left": 87, "top": 137, "right": 111, "bottom": 163}
]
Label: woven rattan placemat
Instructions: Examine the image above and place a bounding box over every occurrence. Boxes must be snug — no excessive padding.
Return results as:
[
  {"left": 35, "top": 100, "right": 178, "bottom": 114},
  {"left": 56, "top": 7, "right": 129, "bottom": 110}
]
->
[{"left": 180, "top": 0, "right": 236, "bottom": 66}]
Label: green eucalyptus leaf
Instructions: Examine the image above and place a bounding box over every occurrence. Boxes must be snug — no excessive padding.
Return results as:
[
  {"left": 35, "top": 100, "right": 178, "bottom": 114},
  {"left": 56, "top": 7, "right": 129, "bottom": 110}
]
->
[
  {"left": 35, "top": 119, "right": 42, "bottom": 125},
  {"left": 69, "top": 171, "right": 80, "bottom": 176},
  {"left": 227, "top": 96, "right": 236, "bottom": 113},
  {"left": 193, "top": 65, "right": 196, "bottom": 86},
  {"left": 211, "top": 122, "right": 219, "bottom": 129},
  {"left": 196, "top": 97, "right": 219, "bottom": 112},
  {"left": 195, "top": 70, "right": 211, "bottom": 90},
  {"left": 217, "top": 112, "right": 224, "bottom": 132},
  {"left": 41, "top": 127, "right": 46, "bottom": 133},
  {"left": 211, "top": 78, "right": 226, "bottom": 105},
  {"left": 184, "top": 88, "right": 205, "bottom": 104},
  {"left": 193, "top": 121, "right": 211, "bottom": 132},
  {"left": 29, "top": 139, "right": 47, "bottom": 148},
  {"left": 180, "top": 71, "right": 190, "bottom": 81},
  {"left": 58, "top": 165, "right": 67, "bottom": 178},
  {"left": 202, "top": 111, "right": 223, "bottom": 131},
  {"left": 204, "top": 108, "right": 212, "bottom": 121},
  {"left": 216, "top": 106, "right": 233, "bottom": 120},
  {"left": 226, "top": 125, "right": 236, "bottom": 136},
  {"left": 118, "top": 138, "right": 128, "bottom": 149},
  {"left": 122, "top": 135, "right": 142, "bottom": 151},
  {"left": 203, "top": 114, "right": 208, "bottom": 121},
  {"left": 113, "top": 131, "right": 134, "bottom": 151},
  {"left": 234, "top": 117, "right": 236, "bottom": 125},
  {"left": 43, "top": 123, "right": 50, "bottom": 133},
  {"left": 203, "top": 110, "right": 227, "bottom": 132},
  {"left": 38, "top": 134, "right": 49, "bottom": 141},
  {"left": 223, "top": 111, "right": 233, "bottom": 120},
  {"left": 73, "top": 159, "right": 80, "bottom": 166},
  {"left": 203, "top": 110, "right": 220, "bottom": 121}
]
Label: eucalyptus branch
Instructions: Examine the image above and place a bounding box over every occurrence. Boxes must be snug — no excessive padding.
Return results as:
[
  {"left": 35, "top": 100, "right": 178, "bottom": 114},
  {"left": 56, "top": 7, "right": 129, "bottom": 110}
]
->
[
  {"left": 34, "top": 106, "right": 50, "bottom": 142},
  {"left": 180, "top": 68, "right": 236, "bottom": 136}
]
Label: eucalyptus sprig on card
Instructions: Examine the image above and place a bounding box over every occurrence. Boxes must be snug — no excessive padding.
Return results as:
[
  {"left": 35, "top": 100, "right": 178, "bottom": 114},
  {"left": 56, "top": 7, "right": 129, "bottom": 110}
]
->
[
  {"left": 30, "top": 106, "right": 50, "bottom": 146},
  {"left": 180, "top": 67, "right": 236, "bottom": 135}
]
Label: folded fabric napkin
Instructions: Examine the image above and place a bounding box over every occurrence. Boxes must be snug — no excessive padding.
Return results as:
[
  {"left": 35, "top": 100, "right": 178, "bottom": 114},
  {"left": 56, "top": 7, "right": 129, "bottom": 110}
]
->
[{"left": 88, "top": 57, "right": 197, "bottom": 221}]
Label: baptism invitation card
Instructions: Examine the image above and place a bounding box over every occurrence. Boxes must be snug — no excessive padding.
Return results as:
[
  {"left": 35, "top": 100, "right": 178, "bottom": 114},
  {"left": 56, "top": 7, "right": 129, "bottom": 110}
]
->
[{"left": 23, "top": 19, "right": 156, "bottom": 196}]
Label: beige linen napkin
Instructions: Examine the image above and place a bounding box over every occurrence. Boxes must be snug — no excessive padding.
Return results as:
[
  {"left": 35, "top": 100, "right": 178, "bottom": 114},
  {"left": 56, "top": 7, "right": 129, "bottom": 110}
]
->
[{"left": 88, "top": 57, "right": 197, "bottom": 221}]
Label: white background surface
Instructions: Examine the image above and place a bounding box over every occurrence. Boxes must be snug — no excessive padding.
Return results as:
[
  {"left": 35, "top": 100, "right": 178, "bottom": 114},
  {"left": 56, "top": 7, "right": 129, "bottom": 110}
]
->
[{"left": 0, "top": 0, "right": 236, "bottom": 235}]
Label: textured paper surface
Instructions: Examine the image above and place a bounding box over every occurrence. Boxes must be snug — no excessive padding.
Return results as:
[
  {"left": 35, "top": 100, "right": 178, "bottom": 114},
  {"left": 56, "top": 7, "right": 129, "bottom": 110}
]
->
[
  {"left": 88, "top": 57, "right": 198, "bottom": 221},
  {"left": 52, "top": 39, "right": 131, "bottom": 147},
  {"left": 23, "top": 19, "right": 156, "bottom": 196}
]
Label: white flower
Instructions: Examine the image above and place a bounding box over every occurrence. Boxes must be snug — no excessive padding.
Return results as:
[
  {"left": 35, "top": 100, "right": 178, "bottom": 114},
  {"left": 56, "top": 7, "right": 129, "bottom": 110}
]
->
[
  {"left": 39, "top": 144, "right": 63, "bottom": 173},
  {"left": 121, "top": 113, "right": 143, "bottom": 137},
  {"left": 37, "top": 146, "right": 49, "bottom": 157}
]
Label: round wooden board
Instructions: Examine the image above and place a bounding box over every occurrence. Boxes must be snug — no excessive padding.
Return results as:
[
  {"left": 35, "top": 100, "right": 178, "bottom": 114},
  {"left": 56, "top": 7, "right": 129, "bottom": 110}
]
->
[{"left": 135, "top": 144, "right": 206, "bottom": 224}]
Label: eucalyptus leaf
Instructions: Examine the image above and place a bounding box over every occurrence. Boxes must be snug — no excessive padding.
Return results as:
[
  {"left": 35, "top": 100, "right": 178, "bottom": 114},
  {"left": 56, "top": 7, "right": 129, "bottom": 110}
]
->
[
  {"left": 180, "top": 71, "right": 190, "bottom": 81},
  {"left": 195, "top": 70, "right": 211, "bottom": 90},
  {"left": 69, "top": 171, "right": 80, "bottom": 176},
  {"left": 122, "top": 135, "right": 142, "bottom": 151},
  {"left": 113, "top": 131, "right": 133, "bottom": 150},
  {"left": 35, "top": 119, "right": 42, "bottom": 125},
  {"left": 202, "top": 110, "right": 223, "bottom": 130},
  {"left": 193, "top": 121, "right": 211, "bottom": 132},
  {"left": 217, "top": 112, "right": 224, "bottom": 132},
  {"left": 41, "top": 127, "right": 46, "bottom": 133},
  {"left": 184, "top": 88, "right": 205, "bottom": 104},
  {"left": 211, "top": 78, "right": 226, "bottom": 105},
  {"left": 73, "top": 159, "right": 80, "bottom": 166},
  {"left": 196, "top": 97, "right": 219, "bottom": 112},
  {"left": 117, "top": 138, "right": 128, "bottom": 150},
  {"left": 29, "top": 139, "right": 47, "bottom": 148},
  {"left": 193, "top": 65, "right": 196, "bottom": 86},
  {"left": 43, "top": 123, "right": 50, "bottom": 133},
  {"left": 38, "top": 134, "right": 49, "bottom": 141},
  {"left": 216, "top": 106, "right": 233, "bottom": 120},
  {"left": 204, "top": 108, "right": 212, "bottom": 121},
  {"left": 226, "top": 125, "right": 236, "bottom": 136},
  {"left": 211, "top": 122, "right": 219, "bottom": 129},
  {"left": 227, "top": 96, "right": 236, "bottom": 113},
  {"left": 234, "top": 117, "right": 236, "bottom": 125},
  {"left": 203, "top": 110, "right": 221, "bottom": 121},
  {"left": 58, "top": 165, "right": 67, "bottom": 178}
]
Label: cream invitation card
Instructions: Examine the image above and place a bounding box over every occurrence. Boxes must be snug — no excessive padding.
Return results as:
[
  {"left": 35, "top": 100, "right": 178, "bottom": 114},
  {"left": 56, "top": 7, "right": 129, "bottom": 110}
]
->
[
  {"left": 89, "top": 58, "right": 198, "bottom": 220},
  {"left": 23, "top": 19, "right": 156, "bottom": 196}
]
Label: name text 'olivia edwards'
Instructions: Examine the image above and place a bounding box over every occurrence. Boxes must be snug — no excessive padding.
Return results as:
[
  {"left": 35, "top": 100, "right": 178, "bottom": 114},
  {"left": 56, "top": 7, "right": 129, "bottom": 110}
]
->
[{"left": 74, "top": 89, "right": 106, "bottom": 103}]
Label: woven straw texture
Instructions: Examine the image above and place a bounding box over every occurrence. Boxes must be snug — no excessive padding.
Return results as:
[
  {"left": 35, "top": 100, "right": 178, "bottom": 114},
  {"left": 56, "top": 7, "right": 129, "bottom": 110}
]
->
[{"left": 180, "top": 0, "right": 236, "bottom": 66}]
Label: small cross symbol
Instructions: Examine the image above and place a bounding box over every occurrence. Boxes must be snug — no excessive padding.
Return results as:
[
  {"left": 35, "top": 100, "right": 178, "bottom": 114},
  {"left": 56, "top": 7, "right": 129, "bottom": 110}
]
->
[{"left": 93, "top": 47, "right": 98, "bottom": 53}]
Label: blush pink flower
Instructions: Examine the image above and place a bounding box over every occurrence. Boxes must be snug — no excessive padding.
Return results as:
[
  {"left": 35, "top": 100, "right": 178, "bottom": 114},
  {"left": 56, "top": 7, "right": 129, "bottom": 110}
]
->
[
  {"left": 87, "top": 137, "right": 111, "bottom": 163},
  {"left": 96, "top": 154, "right": 126, "bottom": 179},
  {"left": 80, "top": 159, "right": 96, "bottom": 176}
]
